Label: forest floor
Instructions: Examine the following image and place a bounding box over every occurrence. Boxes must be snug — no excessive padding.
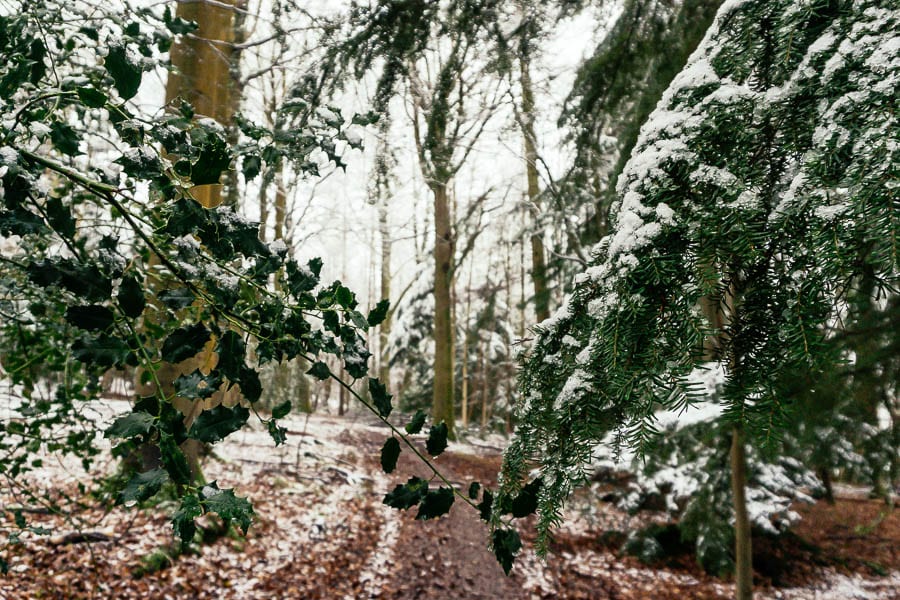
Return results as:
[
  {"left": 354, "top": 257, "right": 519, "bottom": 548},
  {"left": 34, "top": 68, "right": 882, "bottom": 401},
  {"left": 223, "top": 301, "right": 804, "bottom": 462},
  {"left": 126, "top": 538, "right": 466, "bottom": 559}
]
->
[{"left": 1, "top": 403, "right": 898, "bottom": 599}]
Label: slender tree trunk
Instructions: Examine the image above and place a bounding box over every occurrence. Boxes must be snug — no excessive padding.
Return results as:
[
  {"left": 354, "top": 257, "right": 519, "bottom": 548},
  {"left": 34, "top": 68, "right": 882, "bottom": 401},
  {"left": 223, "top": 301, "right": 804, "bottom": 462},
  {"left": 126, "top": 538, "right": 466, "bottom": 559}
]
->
[
  {"left": 731, "top": 425, "right": 753, "bottom": 600},
  {"left": 432, "top": 182, "right": 455, "bottom": 437},
  {"left": 378, "top": 197, "right": 392, "bottom": 386},
  {"left": 519, "top": 53, "right": 550, "bottom": 323}
]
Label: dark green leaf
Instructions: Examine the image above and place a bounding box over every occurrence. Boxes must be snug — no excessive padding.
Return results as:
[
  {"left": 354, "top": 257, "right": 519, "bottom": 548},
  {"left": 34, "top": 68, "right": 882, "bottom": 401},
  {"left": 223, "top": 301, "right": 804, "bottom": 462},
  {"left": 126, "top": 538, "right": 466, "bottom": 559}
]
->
[
  {"left": 105, "top": 44, "right": 142, "bottom": 100},
  {"left": 510, "top": 478, "right": 542, "bottom": 519},
  {"left": 267, "top": 420, "right": 287, "bottom": 446},
  {"left": 468, "top": 481, "right": 481, "bottom": 500},
  {"left": 426, "top": 422, "right": 448, "bottom": 457},
  {"left": 65, "top": 305, "right": 114, "bottom": 331},
  {"left": 190, "top": 129, "right": 230, "bottom": 185},
  {"left": 76, "top": 86, "right": 107, "bottom": 108},
  {"left": 119, "top": 468, "right": 169, "bottom": 504},
  {"left": 271, "top": 400, "right": 291, "bottom": 420},
  {"left": 188, "top": 404, "right": 249, "bottom": 443},
  {"left": 416, "top": 486, "right": 455, "bottom": 520},
  {"left": 117, "top": 276, "right": 145, "bottom": 318},
  {"left": 380, "top": 437, "right": 401, "bottom": 474},
  {"left": 241, "top": 154, "right": 261, "bottom": 180},
  {"left": 492, "top": 528, "right": 522, "bottom": 575},
  {"left": 200, "top": 482, "right": 253, "bottom": 533},
  {"left": 50, "top": 121, "right": 79, "bottom": 156},
  {"left": 478, "top": 489, "right": 493, "bottom": 522},
  {"left": 159, "top": 434, "right": 192, "bottom": 486},
  {"left": 172, "top": 495, "right": 201, "bottom": 545},
  {"left": 383, "top": 476, "right": 428, "bottom": 510},
  {"left": 0, "top": 208, "right": 47, "bottom": 236},
  {"left": 105, "top": 411, "right": 155, "bottom": 439},
  {"left": 161, "top": 323, "right": 209, "bottom": 363},
  {"left": 216, "top": 330, "right": 246, "bottom": 380},
  {"left": 368, "top": 378, "right": 392, "bottom": 418},
  {"left": 45, "top": 196, "right": 76, "bottom": 239},
  {"left": 405, "top": 410, "right": 427, "bottom": 434},
  {"left": 307, "top": 361, "right": 330, "bottom": 380},
  {"left": 335, "top": 285, "right": 355, "bottom": 309},
  {"left": 159, "top": 288, "right": 194, "bottom": 310},
  {"left": 174, "top": 370, "right": 220, "bottom": 399},
  {"left": 72, "top": 333, "right": 131, "bottom": 367},
  {"left": 163, "top": 6, "right": 199, "bottom": 35},
  {"left": 237, "top": 367, "right": 261, "bottom": 403},
  {"left": 367, "top": 298, "right": 390, "bottom": 327}
]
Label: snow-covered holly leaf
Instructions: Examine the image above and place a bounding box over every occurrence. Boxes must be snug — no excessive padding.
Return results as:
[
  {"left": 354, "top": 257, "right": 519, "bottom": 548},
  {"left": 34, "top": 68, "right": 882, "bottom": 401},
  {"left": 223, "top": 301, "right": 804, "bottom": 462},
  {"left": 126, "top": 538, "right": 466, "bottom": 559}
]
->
[
  {"left": 416, "top": 486, "right": 454, "bottom": 520},
  {"left": 380, "top": 437, "right": 401, "bottom": 473},
  {"left": 105, "top": 43, "right": 142, "bottom": 100},
  {"left": 200, "top": 482, "right": 253, "bottom": 534},
  {"left": 426, "top": 422, "right": 448, "bottom": 457},
  {"left": 267, "top": 420, "right": 287, "bottom": 446}
]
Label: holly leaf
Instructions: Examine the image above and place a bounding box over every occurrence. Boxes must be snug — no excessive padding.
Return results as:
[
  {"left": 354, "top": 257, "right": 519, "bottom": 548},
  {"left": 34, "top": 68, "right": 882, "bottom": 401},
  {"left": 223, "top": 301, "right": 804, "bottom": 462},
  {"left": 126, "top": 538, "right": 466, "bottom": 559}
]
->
[
  {"left": 271, "top": 400, "right": 291, "bottom": 420},
  {"left": 478, "top": 489, "right": 494, "bottom": 522},
  {"left": 335, "top": 285, "right": 355, "bottom": 309},
  {"left": 241, "top": 154, "right": 261, "bottom": 180},
  {"left": 161, "top": 323, "right": 209, "bottom": 363},
  {"left": 416, "top": 486, "right": 454, "bottom": 520},
  {"left": 188, "top": 404, "right": 249, "bottom": 443},
  {"left": 510, "top": 478, "right": 542, "bottom": 519},
  {"left": 492, "top": 528, "right": 522, "bottom": 575},
  {"left": 307, "top": 361, "right": 330, "bottom": 381},
  {"left": 468, "top": 482, "right": 481, "bottom": 500},
  {"left": 159, "top": 434, "right": 192, "bottom": 486},
  {"left": 174, "top": 370, "right": 220, "bottom": 399},
  {"left": 267, "top": 420, "right": 287, "bottom": 446},
  {"left": 159, "top": 288, "right": 194, "bottom": 310},
  {"left": 190, "top": 130, "right": 230, "bottom": 185},
  {"left": 119, "top": 468, "right": 169, "bottom": 504},
  {"left": 200, "top": 482, "right": 253, "bottom": 533},
  {"left": 216, "top": 330, "right": 246, "bottom": 380},
  {"left": 65, "top": 305, "right": 114, "bottom": 331},
  {"left": 380, "top": 437, "right": 401, "bottom": 474},
  {"left": 383, "top": 477, "right": 428, "bottom": 510},
  {"left": 105, "top": 411, "right": 155, "bottom": 439},
  {"left": 426, "top": 422, "right": 448, "bottom": 457},
  {"left": 50, "top": 121, "right": 79, "bottom": 156},
  {"left": 172, "top": 495, "right": 201, "bottom": 546},
  {"left": 368, "top": 377, "right": 392, "bottom": 418},
  {"left": 72, "top": 333, "right": 131, "bottom": 367},
  {"left": 405, "top": 410, "right": 427, "bottom": 434},
  {"left": 76, "top": 86, "right": 107, "bottom": 108},
  {"left": 367, "top": 298, "right": 390, "bottom": 327},
  {"left": 117, "top": 276, "right": 145, "bottom": 318},
  {"left": 105, "top": 44, "right": 142, "bottom": 100}
]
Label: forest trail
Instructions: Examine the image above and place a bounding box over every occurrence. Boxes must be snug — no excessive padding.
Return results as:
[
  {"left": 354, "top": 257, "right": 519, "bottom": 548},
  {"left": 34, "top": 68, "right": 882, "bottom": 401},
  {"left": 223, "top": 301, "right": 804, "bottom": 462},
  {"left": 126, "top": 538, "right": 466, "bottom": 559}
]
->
[{"left": 1, "top": 408, "right": 898, "bottom": 599}]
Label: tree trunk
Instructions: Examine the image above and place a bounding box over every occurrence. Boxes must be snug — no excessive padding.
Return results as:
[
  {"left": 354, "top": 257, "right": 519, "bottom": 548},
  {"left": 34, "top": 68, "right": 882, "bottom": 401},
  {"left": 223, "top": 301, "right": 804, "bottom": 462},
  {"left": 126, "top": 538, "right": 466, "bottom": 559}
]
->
[
  {"left": 378, "top": 197, "right": 392, "bottom": 386},
  {"left": 519, "top": 53, "right": 550, "bottom": 323},
  {"left": 731, "top": 425, "right": 754, "bottom": 600},
  {"left": 432, "top": 182, "right": 455, "bottom": 437},
  {"left": 160, "top": 0, "right": 238, "bottom": 479}
]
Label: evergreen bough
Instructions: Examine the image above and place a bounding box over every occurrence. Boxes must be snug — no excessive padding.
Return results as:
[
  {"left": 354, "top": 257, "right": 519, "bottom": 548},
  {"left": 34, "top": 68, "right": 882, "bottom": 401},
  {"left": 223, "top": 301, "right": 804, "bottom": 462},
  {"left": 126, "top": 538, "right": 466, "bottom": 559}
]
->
[{"left": 499, "top": 0, "right": 898, "bottom": 592}]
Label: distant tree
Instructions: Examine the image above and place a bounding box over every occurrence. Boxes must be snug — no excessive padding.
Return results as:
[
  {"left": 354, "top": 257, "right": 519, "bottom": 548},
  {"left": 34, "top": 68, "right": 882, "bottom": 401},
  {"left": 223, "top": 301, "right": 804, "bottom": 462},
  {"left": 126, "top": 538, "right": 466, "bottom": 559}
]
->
[{"left": 498, "top": 3, "right": 898, "bottom": 599}]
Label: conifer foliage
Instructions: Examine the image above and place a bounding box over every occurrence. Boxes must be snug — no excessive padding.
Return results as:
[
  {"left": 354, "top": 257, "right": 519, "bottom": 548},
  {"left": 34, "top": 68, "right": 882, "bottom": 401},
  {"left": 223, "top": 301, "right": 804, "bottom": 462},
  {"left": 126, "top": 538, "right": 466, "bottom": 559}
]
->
[{"left": 499, "top": 0, "right": 898, "bottom": 588}]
